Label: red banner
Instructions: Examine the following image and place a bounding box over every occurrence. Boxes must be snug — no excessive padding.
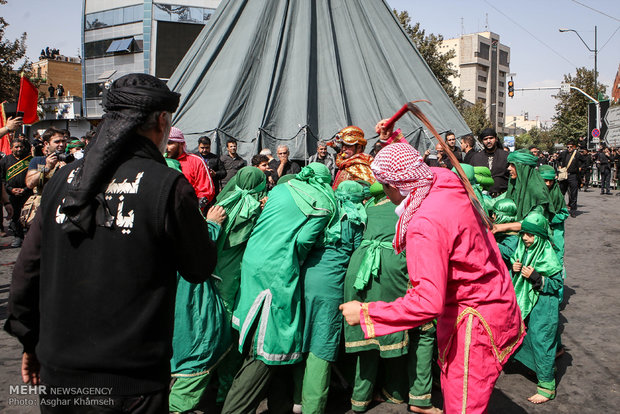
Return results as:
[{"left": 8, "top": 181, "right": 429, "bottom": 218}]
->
[
  {"left": 0, "top": 102, "right": 11, "bottom": 154},
  {"left": 16, "top": 74, "right": 39, "bottom": 125}
]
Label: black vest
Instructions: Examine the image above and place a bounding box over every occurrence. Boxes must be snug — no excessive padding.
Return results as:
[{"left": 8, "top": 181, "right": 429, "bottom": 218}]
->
[{"left": 37, "top": 137, "right": 183, "bottom": 394}]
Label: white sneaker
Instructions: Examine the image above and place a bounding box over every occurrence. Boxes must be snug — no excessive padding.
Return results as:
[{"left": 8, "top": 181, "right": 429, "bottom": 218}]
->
[{"left": 292, "top": 403, "right": 302, "bottom": 413}]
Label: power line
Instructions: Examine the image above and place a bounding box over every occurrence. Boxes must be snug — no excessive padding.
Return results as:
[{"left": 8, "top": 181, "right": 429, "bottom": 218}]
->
[
  {"left": 482, "top": 0, "right": 579, "bottom": 69},
  {"left": 569, "top": 0, "right": 620, "bottom": 22},
  {"left": 599, "top": 24, "right": 620, "bottom": 51}
]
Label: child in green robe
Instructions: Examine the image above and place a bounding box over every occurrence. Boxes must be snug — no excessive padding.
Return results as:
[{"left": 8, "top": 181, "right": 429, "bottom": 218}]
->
[{"left": 510, "top": 211, "right": 563, "bottom": 404}]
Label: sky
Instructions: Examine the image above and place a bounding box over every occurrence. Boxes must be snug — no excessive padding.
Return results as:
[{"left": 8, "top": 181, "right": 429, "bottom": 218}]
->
[{"left": 2, "top": 0, "right": 619, "bottom": 125}]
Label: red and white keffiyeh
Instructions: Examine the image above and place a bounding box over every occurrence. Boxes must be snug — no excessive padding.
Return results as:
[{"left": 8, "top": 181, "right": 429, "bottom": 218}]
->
[
  {"left": 168, "top": 126, "right": 187, "bottom": 151},
  {"left": 370, "top": 143, "right": 434, "bottom": 254}
]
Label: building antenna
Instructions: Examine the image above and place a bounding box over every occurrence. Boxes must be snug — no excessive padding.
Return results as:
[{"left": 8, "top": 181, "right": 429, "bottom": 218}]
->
[
  {"left": 461, "top": 17, "right": 465, "bottom": 36},
  {"left": 485, "top": 13, "right": 489, "bottom": 30}
]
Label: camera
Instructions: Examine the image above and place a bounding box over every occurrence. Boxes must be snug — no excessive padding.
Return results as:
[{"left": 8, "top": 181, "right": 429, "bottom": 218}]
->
[{"left": 55, "top": 150, "right": 75, "bottom": 163}]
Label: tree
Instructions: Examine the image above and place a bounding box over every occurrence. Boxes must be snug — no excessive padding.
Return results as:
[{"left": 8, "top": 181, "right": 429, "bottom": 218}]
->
[
  {"left": 0, "top": 0, "right": 30, "bottom": 103},
  {"left": 461, "top": 101, "right": 491, "bottom": 137},
  {"left": 551, "top": 67, "right": 607, "bottom": 143},
  {"left": 514, "top": 126, "right": 556, "bottom": 152},
  {"left": 393, "top": 10, "right": 465, "bottom": 111}
]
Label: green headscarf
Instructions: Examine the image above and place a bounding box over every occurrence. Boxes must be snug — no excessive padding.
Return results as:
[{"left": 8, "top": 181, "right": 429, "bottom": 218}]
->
[
  {"left": 215, "top": 166, "right": 266, "bottom": 249},
  {"left": 474, "top": 166, "right": 494, "bottom": 190},
  {"left": 493, "top": 198, "right": 518, "bottom": 224},
  {"left": 368, "top": 181, "right": 386, "bottom": 206},
  {"left": 323, "top": 181, "right": 368, "bottom": 245},
  {"left": 510, "top": 211, "right": 563, "bottom": 319},
  {"left": 454, "top": 163, "right": 491, "bottom": 215},
  {"left": 286, "top": 163, "right": 338, "bottom": 241},
  {"left": 538, "top": 165, "right": 556, "bottom": 180},
  {"left": 505, "top": 149, "right": 551, "bottom": 221},
  {"left": 66, "top": 139, "right": 85, "bottom": 153},
  {"left": 277, "top": 174, "right": 297, "bottom": 185}
]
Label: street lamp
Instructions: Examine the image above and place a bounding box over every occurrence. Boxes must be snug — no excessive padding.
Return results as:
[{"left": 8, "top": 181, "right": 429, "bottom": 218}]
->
[{"left": 559, "top": 26, "right": 598, "bottom": 97}]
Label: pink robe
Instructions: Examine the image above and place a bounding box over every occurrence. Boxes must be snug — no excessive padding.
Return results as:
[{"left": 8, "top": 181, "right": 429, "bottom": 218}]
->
[{"left": 360, "top": 168, "right": 524, "bottom": 414}]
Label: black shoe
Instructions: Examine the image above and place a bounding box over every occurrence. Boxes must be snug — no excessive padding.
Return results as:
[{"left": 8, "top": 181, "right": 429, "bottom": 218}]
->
[{"left": 570, "top": 211, "right": 577, "bottom": 218}]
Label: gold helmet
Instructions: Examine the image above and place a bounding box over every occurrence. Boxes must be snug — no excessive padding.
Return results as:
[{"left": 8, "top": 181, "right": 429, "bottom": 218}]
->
[{"left": 335, "top": 126, "right": 366, "bottom": 146}]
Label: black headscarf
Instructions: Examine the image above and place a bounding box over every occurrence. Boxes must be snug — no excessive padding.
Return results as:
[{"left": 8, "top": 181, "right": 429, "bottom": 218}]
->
[{"left": 60, "top": 73, "right": 180, "bottom": 234}]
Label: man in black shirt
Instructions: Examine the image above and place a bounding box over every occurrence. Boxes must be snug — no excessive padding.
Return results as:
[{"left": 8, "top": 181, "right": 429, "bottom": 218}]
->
[
  {"left": 0, "top": 138, "right": 33, "bottom": 247},
  {"left": 460, "top": 134, "right": 477, "bottom": 165},
  {"left": 558, "top": 140, "right": 583, "bottom": 217},
  {"left": 220, "top": 138, "right": 246, "bottom": 186},
  {"left": 470, "top": 128, "right": 509, "bottom": 196},
  {"left": 269, "top": 144, "right": 301, "bottom": 180},
  {"left": 5, "top": 74, "right": 218, "bottom": 413},
  {"left": 197, "top": 136, "right": 226, "bottom": 194}
]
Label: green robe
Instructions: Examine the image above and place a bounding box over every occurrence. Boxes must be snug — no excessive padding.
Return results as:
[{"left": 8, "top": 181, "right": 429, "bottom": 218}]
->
[
  {"left": 344, "top": 198, "right": 410, "bottom": 358},
  {"left": 171, "top": 222, "right": 232, "bottom": 376},
  {"left": 232, "top": 183, "right": 331, "bottom": 365},
  {"left": 510, "top": 228, "right": 563, "bottom": 398},
  {"left": 301, "top": 219, "right": 364, "bottom": 361},
  {"left": 213, "top": 167, "right": 266, "bottom": 315}
]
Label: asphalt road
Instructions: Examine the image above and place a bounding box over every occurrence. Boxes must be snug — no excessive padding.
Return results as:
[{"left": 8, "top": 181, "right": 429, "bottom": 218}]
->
[{"left": 0, "top": 188, "right": 618, "bottom": 413}]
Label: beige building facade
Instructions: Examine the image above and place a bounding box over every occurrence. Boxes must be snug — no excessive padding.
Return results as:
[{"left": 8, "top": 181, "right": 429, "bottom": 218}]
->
[
  {"left": 441, "top": 32, "right": 510, "bottom": 133},
  {"left": 31, "top": 56, "right": 82, "bottom": 98}
]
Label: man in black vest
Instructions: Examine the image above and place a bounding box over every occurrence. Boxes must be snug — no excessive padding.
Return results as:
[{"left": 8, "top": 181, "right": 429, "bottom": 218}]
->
[{"left": 5, "top": 74, "right": 218, "bottom": 413}]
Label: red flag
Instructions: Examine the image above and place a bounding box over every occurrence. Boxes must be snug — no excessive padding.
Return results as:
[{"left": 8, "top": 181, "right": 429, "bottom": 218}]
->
[
  {"left": 17, "top": 73, "right": 39, "bottom": 125},
  {"left": 0, "top": 102, "right": 11, "bottom": 154}
]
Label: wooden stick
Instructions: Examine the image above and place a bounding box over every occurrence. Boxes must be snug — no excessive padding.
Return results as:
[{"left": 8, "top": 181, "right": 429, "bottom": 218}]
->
[{"left": 390, "top": 101, "right": 493, "bottom": 229}]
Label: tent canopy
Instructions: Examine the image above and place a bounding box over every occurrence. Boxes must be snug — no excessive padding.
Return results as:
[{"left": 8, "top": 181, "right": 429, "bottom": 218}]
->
[{"left": 167, "top": 0, "right": 470, "bottom": 161}]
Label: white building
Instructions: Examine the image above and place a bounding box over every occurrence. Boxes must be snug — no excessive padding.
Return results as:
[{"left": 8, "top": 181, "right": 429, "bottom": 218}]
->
[
  {"left": 441, "top": 32, "right": 510, "bottom": 133},
  {"left": 82, "top": 0, "right": 221, "bottom": 119},
  {"left": 505, "top": 114, "right": 541, "bottom": 135}
]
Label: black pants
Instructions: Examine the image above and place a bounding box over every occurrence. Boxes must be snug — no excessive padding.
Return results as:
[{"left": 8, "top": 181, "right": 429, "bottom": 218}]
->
[
  {"left": 559, "top": 173, "right": 579, "bottom": 211},
  {"left": 9, "top": 194, "right": 28, "bottom": 239},
  {"left": 39, "top": 387, "right": 167, "bottom": 414},
  {"left": 600, "top": 168, "right": 611, "bottom": 193},
  {"left": 583, "top": 168, "right": 592, "bottom": 188}
]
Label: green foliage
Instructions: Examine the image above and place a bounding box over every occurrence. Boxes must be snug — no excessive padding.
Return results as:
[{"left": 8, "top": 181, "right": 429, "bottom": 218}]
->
[
  {"left": 514, "top": 126, "right": 555, "bottom": 152},
  {"left": 0, "top": 0, "right": 31, "bottom": 103},
  {"left": 393, "top": 10, "right": 465, "bottom": 111},
  {"left": 552, "top": 67, "right": 607, "bottom": 143},
  {"left": 461, "top": 101, "right": 492, "bottom": 137}
]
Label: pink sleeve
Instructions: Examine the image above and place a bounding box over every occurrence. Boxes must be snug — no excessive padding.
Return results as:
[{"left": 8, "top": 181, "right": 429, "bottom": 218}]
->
[
  {"left": 190, "top": 155, "right": 215, "bottom": 201},
  {"left": 360, "top": 218, "right": 448, "bottom": 338}
]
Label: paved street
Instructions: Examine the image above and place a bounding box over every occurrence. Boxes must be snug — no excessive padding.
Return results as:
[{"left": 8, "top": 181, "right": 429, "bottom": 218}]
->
[{"left": 1, "top": 188, "right": 618, "bottom": 413}]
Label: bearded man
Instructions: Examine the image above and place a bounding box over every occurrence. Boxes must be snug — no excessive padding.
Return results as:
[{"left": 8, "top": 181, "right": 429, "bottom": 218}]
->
[{"left": 5, "top": 74, "right": 217, "bottom": 413}]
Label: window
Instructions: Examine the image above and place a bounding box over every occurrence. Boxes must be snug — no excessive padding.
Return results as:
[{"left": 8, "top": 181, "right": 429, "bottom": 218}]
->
[
  {"left": 478, "top": 75, "right": 487, "bottom": 82},
  {"left": 499, "top": 81, "right": 504, "bottom": 87},
  {"left": 84, "top": 36, "right": 143, "bottom": 59},
  {"left": 499, "top": 102, "right": 504, "bottom": 107},
  {"left": 478, "top": 86, "right": 486, "bottom": 93},
  {"left": 498, "top": 112, "right": 504, "bottom": 118},
  {"left": 499, "top": 91, "right": 504, "bottom": 97},
  {"left": 85, "top": 5, "right": 142, "bottom": 30},
  {"left": 499, "top": 71, "right": 506, "bottom": 77},
  {"left": 154, "top": 4, "right": 214, "bottom": 24},
  {"left": 477, "top": 42, "right": 490, "bottom": 60},
  {"left": 499, "top": 50, "right": 509, "bottom": 66},
  {"left": 106, "top": 38, "right": 135, "bottom": 54},
  {"left": 85, "top": 82, "right": 104, "bottom": 99}
]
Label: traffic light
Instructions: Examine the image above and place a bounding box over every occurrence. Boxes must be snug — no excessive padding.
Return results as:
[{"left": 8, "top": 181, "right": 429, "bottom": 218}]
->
[{"left": 508, "top": 78, "right": 514, "bottom": 98}]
